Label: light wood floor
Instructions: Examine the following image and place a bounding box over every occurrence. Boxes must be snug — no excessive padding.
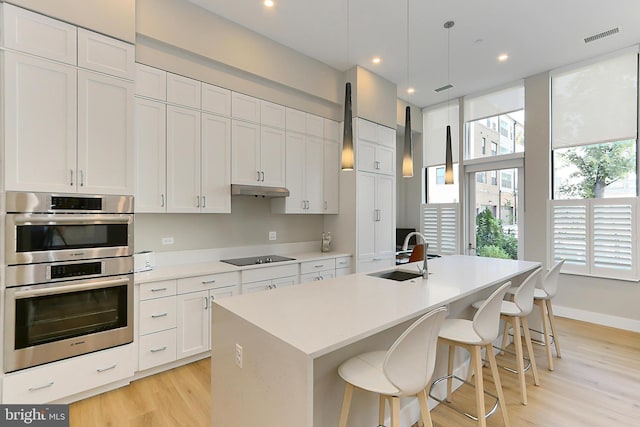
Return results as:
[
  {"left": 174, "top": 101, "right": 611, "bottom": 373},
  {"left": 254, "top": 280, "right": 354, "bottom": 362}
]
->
[{"left": 70, "top": 317, "right": 640, "bottom": 427}]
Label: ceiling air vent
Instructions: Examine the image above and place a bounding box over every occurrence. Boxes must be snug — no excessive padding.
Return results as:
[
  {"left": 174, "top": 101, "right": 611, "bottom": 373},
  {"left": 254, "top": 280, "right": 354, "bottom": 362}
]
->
[
  {"left": 584, "top": 27, "right": 620, "bottom": 44},
  {"left": 434, "top": 84, "right": 453, "bottom": 93}
]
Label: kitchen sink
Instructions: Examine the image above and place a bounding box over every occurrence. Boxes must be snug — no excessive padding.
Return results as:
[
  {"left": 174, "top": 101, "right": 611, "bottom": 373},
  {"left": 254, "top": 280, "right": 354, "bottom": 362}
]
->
[{"left": 368, "top": 269, "right": 424, "bottom": 282}]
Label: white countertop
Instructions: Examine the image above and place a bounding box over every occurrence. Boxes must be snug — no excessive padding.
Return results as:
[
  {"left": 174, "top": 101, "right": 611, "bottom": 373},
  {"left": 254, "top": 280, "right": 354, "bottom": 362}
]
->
[
  {"left": 134, "top": 251, "right": 351, "bottom": 284},
  {"left": 214, "top": 255, "right": 540, "bottom": 358}
]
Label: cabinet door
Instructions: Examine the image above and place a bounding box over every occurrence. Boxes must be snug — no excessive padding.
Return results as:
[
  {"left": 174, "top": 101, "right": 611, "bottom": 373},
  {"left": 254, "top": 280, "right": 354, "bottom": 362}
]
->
[
  {"left": 176, "top": 290, "right": 210, "bottom": 358},
  {"left": 271, "top": 276, "right": 296, "bottom": 289},
  {"left": 232, "top": 92, "right": 260, "bottom": 122},
  {"left": 261, "top": 100, "right": 285, "bottom": 128},
  {"left": 134, "top": 98, "right": 166, "bottom": 212},
  {"left": 284, "top": 132, "right": 306, "bottom": 213},
  {"left": 357, "top": 172, "right": 377, "bottom": 260},
  {"left": 201, "top": 114, "right": 231, "bottom": 213},
  {"left": 3, "top": 52, "right": 77, "bottom": 193},
  {"left": 77, "top": 28, "right": 135, "bottom": 80},
  {"left": 305, "top": 135, "right": 324, "bottom": 213},
  {"left": 167, "top": 105, "right": 201, "bottom": 212},
  {"left": 323, "top": 139, "right": 340, "bottom": 213},
  {"left": 375, "top": 174, "right": 396, "bottom": 258},
  {"left": 78, "top": 70, "right": 134, "bottom": 195},
  {"left": 167, "top": 73, "right": 201, "bottom": 109},
  {"left": 136, "top": 63, "right": 166, "bottom": 100},
  {"left": 260, "top": 127, "right": 286, "bottom": 187},
  {"left": 202, "top": 83, "right": 231, "bottom": 116},
  {"left": 242, "top": 280, "right": 271, "bottom": 294},
  {"left": 231, "top": 120, "right": 261, "bottom": 185},
  {"left": 376, "top": 145, "right": 395, "bottom": 176},
  {"left": 357, "top": 139, "right": 377, "bottom": 173}
]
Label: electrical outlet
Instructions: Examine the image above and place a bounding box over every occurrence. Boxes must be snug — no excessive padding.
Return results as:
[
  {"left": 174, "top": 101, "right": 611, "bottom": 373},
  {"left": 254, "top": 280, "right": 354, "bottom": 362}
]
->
[
  {"left": 269, "top": 231, "right": 277, "bottom": 241},
  {"left": 161, "top": 237, "right": 174, "bottom": 245},
  {"left": 235, "top": 343, "right": 243, "bottom": 368}
]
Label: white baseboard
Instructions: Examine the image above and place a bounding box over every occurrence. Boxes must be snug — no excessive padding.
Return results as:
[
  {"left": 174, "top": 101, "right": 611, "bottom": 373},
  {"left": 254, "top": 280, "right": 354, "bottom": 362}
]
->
[{"left": 554, "top": 305, "right": 640, "bottom": 333}]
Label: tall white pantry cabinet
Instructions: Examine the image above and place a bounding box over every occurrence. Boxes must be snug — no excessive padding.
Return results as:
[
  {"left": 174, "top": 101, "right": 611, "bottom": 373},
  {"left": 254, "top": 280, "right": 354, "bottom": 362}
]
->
[{"left": 2, "top": 4, "right": 135, "bottom": 195}]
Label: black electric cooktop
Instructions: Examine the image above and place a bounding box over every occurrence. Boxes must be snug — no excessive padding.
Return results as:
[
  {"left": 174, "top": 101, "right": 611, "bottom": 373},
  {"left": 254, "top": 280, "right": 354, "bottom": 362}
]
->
[{"left": 221, "top": 255, "right": 296, "bottom": 266}]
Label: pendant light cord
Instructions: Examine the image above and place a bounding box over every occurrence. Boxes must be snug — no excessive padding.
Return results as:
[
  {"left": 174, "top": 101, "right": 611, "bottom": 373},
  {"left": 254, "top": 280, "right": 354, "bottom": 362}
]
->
[{"left": 406, "top": 0, "right": 410, "bottom": 89}]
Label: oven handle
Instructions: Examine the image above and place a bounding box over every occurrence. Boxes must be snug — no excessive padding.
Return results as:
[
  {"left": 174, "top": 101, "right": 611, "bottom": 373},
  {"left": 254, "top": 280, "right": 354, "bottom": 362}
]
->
[
  {"left": 13, "top": 277, "right": 130, "bottom": 299},
  {"left": 13, "top": 215, "right": 132, "bottom": 225}
]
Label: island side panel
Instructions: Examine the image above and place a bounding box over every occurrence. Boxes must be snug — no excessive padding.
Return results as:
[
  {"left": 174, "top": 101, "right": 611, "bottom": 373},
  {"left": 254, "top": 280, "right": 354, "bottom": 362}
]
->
[{"left": 212, "top": 305, "right": 313, "bottom": 427}]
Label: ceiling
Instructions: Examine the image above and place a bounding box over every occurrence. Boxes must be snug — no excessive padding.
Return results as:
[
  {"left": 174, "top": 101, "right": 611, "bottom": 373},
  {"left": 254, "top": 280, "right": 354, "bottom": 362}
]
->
[{"left": 187, "top": 0, "right": 640, "bottom": 108}]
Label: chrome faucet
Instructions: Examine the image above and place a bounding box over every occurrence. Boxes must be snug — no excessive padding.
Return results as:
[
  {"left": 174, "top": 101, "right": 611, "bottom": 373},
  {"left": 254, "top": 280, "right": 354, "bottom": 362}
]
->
[{"left": 402, "top": 232, "right": 429, "bottom": 279}]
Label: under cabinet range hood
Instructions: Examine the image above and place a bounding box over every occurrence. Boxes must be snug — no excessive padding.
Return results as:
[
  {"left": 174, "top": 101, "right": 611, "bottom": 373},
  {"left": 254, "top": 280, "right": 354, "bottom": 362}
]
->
[{"left": 231, "top": 184, "right": 290, "bottom": 198}]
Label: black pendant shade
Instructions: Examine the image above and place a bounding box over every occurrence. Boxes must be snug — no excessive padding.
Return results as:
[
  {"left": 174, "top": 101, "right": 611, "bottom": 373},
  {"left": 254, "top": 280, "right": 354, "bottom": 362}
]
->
[
  {"left": 445, "top": 124, "right": 454, "bottom": 184},
  {"left": 341, "top": 82, "right": 354, "bottom": 170},
  {"left": 402, "top": 106, "right": 413, "bottom": 177}
]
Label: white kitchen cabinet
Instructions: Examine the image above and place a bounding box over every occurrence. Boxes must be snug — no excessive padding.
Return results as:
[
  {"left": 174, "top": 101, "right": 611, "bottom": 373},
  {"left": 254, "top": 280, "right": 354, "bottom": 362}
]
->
[
  {"left": 139, "top": 329, "right": 177, "bottom": 371},
  {"left": 260, "top": 127, "right": 286, "bottom": 187},
  {"left": 166, "top": 105, "right": 201, "bottom": 212},
  {"left": 167, "top": 72, "right": 201, "bottom": 109},
  {"left": 323, "top": 119, "right": 341, "bottom": 213},
  {"left": 137, "top": 279, "right": 178, "bottom": 371},
  {"left": 357, "top": 171, "right": 395, "bottom": 272},
  {"left": 306, "top": 114, "right": 324, "bottom": 137},
  {"left": 202, "top": 83, "right": 231, "bottom": 116},
  {"left": 3, "top": 52, "right": 77, "bottom": 193},
  {"left": 335, "top": 256, "right": 353, "bottom": 276},
  {"left": 136, "top": 63, "right": 166, "bottom": 100},
  {"left": 1, "top": 3, "right": 77, "bottom": 65},
  {"left": 357, "top": 119, "right": 395, "bottom": 176},
  {"left": 231, "top": 120, "right": 285, "bottom": 187},
  {"left": 77, "top": 28, "right": 135, "bottom": 80},
  {"left": 285, "top": 107, "right": 306, "bottom": 133},
  {"left": 77, "top": 70, "right": 134, "bottom": 195},
  {"left": 300, "top": 258, "right": 336, "bottom": 283},
  {"left": 232, "top": 92, "right": 261, "bottom": 123},
  {"left": 241, "top": 264, "right": 298, "bottom": 293},
  {"left": 261, "top": 100, "right": 286, "bottom": 128},
  {"left": 134, "top": 98, "right": 167, "bottom": 212},
  {"left": 201, "top": 113, "right": 231, "bottom": 213}
]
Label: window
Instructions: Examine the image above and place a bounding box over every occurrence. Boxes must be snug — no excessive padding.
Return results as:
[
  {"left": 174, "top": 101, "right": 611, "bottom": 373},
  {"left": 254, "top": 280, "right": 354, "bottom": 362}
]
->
[
  {"left": 501, "top": 171, "right": 513, "bottom": 189},
  {"left": 491, "top": 142, "right": 497, "bottom": 156},
  {"left": 481, "top": 137, "right": 486, "bottom": 155},
  {"left": 426, "top": 164, "right": 459, "bottom": 203},
  {"left": 476, "top": 172, "right": 486, "bottom": 183},
  {"left": 435, "top": 167, "right": 445, "bottom": 184},
  {"left": 490, "top": 171, "right": 497, "bottom": 185}
]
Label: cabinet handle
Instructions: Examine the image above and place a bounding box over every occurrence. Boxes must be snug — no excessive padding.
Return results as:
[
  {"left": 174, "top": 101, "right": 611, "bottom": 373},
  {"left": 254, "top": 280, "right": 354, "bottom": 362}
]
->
[
  {"left": 70, "top": 170, "right": 74, "bottom": 186},
  {"left": 161, "top": 194, "right": 165, "bottom": 207},
  {"left": 96, "top": 364, "right": 117, "bottom": 373},
  {"left": 79, "top": 170, "right": 84, "bottom": 187},
  {"left": 29, "top": 381, "right": 54, "bottom": 392},
  {"left": 151, "top": 313, "right": 168, "bottom": 318},
  {"left": 260, "top": 171, "right": 265, "bottom": 182},
  {"left": 256, "top": 171, "right": 261, "bottom": 182},
  {"left": 272, "top": 284, "right": 277, "bottom": 289},
  {"left": 196, "top": 195, "right": 200, "bottom": 207},
  {"left": 314, "top": 265, "right": 324, "bottom": 268},
  {"left": 150, "top": 346, "right": 167, "bottom": 353},
  {"left": 150, "top": 287, "right": 167, "bottom": 292},
  {"left": 202, "top": 196, "right": 206, "bottom": 208},
  {"left": 324, "top": 201, "right": 328, "bottom": 210},
  {"left": 202, "top": 279, "right": 216, "bottom": 285},
  {"left": 211, "top": 295, "right": 215, "bottom": 303},
  {"left": 204, "top": 296, "right": 209, "bottom": 309}
]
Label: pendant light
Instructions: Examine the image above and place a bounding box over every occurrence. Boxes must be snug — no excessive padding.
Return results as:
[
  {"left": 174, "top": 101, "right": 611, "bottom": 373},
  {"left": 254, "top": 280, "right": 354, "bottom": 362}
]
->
[
  {"left": 341, "top": 0, "right": 354, "bottom": 170},
  {"left": 402, "top": 0, "right": 414, "bottom": 178},
  {"left": 444, "top": 20, "right": 454, "bottom": 184}
]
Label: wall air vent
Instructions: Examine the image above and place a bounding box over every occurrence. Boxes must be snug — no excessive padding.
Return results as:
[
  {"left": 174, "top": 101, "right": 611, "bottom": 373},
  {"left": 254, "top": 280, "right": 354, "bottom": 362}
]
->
[
  {"left": 584, "top": 27, "right": 620, "bottom": 44},
  {"left": 434, "top": 84, "right": 453, "bottom": 93}
]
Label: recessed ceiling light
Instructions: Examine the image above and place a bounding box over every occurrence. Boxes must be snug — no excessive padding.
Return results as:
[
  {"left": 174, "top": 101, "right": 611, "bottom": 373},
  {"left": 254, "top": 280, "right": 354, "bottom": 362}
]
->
[
  {"left": 372, "top": 57, "right": 381, "bottom": 64},
  {"left": 407, "top": 87, "right": 415, "bottom": 94},
  {"left": 263, "top": 0, "right": 274, "bottom": 7},
  {"left": 498, "top": 53, "right": 509, "bottom": 62}
]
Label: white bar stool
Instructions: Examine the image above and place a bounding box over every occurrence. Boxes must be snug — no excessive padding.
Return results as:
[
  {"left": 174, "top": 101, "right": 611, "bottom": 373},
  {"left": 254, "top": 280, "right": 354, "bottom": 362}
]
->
[
  {"left": 531, "top": 259, "right": 565, "bottom": 370},
  {"left": 337, "top": 306, "right": 447, "bottom": 427},
  {"left": 486, "top": 267, "right": 543, "bottom": 405},
  {"left": 431, "top": 282, "right": 512, "bottom": 427}
]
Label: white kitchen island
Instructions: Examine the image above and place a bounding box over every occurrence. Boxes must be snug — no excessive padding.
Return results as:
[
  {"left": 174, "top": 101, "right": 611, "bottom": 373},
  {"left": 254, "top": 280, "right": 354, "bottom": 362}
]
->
[{"left": 211, "top": 255, "right": 540, "bottom": 427}]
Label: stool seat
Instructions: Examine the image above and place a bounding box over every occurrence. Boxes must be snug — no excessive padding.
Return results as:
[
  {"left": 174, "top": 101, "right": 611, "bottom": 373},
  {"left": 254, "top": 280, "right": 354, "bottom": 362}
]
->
[
  {"left": 438, "top": 318, "right": 485, "bottom": 345},
  {"left": 473, "top": 299, "right": 521, "bottom": 317},
  {"left": 533, "top": 288, "right": 550, "bottom": 299},
  {"left": 338, "top": 351, "right": 399, "bottom": 396}
]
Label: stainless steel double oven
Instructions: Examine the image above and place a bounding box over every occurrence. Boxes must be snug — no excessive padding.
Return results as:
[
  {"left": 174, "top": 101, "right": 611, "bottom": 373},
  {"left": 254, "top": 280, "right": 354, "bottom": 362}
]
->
[{"left": 4, "top": 192, "right": 134, "bottom": 372}]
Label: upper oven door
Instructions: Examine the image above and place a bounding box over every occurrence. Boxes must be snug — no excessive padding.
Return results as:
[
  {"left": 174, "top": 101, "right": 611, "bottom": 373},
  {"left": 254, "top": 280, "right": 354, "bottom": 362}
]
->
[{"left": 5, "top": 213, "right": 134, "bottom": 265}]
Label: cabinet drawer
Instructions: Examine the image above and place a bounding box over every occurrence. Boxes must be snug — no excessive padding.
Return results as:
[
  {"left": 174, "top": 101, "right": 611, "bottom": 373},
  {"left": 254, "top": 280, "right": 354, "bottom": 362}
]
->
[
  {"left": 1, "top": 3, "right": 77, "bottom": 65},
  {"left": 177, "top": 271, "right": 239, "bottom": 294},
  {"left": 136, "top": 63, "right": 166, "bottom": 100},
  {"left": 139, "top": 280, "right": 177, "bottom": 300},
  {"left": 300, "top": 258, "right": 336, "bottom": 274},
  {"left": 139, "top": 329, "right": 177, "bottom": 371},
  {"left": 77, "top": 28, "right": 134, "bottom": 80},
  {"left": 140, "top": 297, "right": 177, "bottom": 335},
  {"left": 202, "top": 82, "right": 231, "bottom": 116},
  {"left": 242, "top": 264, "right": 298, "bottom": 283},
  {"left": 2, "top": 344, "right": 133, "bottom": 404},
  {"left": 167, "top": 72, "right": 201, "bottom": 109},
  {"left": 335, "top": 256, "right": 352, "bottom": 270}
]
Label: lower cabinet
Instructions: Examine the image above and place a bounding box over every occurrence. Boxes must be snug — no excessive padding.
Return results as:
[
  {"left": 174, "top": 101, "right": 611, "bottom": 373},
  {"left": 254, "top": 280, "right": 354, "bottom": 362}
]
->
[
  {"left": 241, "top": 264, "right": 298, "bottom": 293},
  {"left": 300, "top": 258, "right": 336, "bottom": 283},
  {"left": 2, "top": 344, "right": 133, "bottom": 404}
]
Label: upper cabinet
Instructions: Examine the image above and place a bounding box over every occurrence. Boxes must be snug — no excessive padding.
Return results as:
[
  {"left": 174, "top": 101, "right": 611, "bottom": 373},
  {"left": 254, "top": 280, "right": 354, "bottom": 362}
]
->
[
  {"left": 357, "top": 119, "right": 395, "bottom": 176},
  {"left": 2, "top": 4, "right": 134, "bottom": 195},
  {"left": 167, "top": 73, "right": 201, "bottom": 109}
]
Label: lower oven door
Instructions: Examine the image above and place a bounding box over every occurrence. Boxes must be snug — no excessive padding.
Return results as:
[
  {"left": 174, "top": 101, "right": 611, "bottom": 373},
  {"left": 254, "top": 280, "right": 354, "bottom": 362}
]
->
[{"left": 4, "top": 274, "right": 133, "bottom": 373}]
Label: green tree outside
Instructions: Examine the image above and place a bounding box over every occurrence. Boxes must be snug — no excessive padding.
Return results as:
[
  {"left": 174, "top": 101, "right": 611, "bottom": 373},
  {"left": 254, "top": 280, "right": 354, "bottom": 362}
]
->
[{"left": 476, "top": 208, "right": 518, "bottom": 260}]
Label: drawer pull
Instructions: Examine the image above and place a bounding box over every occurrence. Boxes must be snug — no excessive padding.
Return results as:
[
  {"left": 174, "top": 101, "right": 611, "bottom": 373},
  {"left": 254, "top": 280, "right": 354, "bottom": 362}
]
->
[
  {"left": 150, "top": 346, "right": 168, "bottom": 353},
  {"left": 96, "top": 364, "right": 117, "bottom": 373},
  {"left": 29, "top": 381, "right": 54, "bottom": 392},
  {"left": 151, "top": 313, "right": 168, "bottom": 318},
  {"left": 314, "top": 265, "right": 324, "bottom": 268},
  {"left": 202, "top": 279, "right": 216, "bottom": 285},
  {"left": 150, "top": 287, "right": 168, "bottom": 292}
]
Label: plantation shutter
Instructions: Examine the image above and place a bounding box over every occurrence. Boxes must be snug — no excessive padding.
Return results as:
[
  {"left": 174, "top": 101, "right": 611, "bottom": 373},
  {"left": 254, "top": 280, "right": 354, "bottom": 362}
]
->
[
  {"left": 422, "top": 203, "right": 459, "bottom": 255},
  {"left": 550, "top": 202, "right": 588, "bottom": 274},
  {"left": 592, "top": 201, "right": 636, "bottom": 278}
]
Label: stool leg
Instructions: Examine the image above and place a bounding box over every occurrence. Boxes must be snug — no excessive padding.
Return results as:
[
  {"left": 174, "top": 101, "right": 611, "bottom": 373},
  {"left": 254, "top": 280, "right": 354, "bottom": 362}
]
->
[
  {"left": 471, "top": 345, "right": 487, "bottom": 427},
  {"left": 546, "top": 299, "right": 562, "bottom": 358},
  {"left": 417, "top": 389, "right": 434, "bottom": 427},
  {"left": 391, "top": 396, "right": 401, "bottom": 427},
  {"left": 512, "top": 316, "right": 527, "bottom": 405},
  {"left": 447, "top": 344, "right": 455, "bottom": 402},
  {"left": 521, "top": 316, "right": 540, "bottom": 386},
  {"left": 537, "top": 299, "right": 554, "bottom": 371},
  {"left": 378, "top": 395, "right": 386, "bottom": 426},
  {"left": 485, "top": 344, "right": 511, "bottom": 427},
  {"left": 500, "top": 318, "right": 511, "bottom": 355},
  {"left": 338, "top": 383, "right": 354, "bottom": 427}
]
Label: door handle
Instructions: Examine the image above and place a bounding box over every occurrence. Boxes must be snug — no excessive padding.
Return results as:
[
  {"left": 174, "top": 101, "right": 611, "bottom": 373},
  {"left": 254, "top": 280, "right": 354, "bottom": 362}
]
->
[
  {"left": 204, "top": 296, "right": 209, "bottom": 309},
  {"left": 79, "top": 170, "right": 84, "bottom": 187},
  {"left": 70, "top": 170, "right": 74, "bottom": 186},
  {"left": 161, "top": 194, "right": 165, "bottom": 208}
]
